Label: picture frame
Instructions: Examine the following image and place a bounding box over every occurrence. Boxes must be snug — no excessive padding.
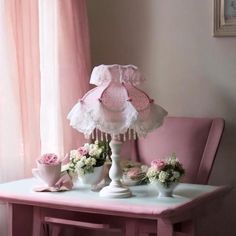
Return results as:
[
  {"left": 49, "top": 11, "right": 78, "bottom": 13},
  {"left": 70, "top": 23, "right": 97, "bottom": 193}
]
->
[{"left": 214, "top": 0, "right": 236, "bottom": 36}]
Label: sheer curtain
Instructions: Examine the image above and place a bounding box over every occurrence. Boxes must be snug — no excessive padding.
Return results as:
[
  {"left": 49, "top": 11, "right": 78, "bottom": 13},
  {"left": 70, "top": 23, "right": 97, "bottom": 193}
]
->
[
  {"left": 39, "top": 0, "right": 90, "bottom": 156},
  {"left": 0, "top": 0, "right": 90, "bottom": 235},
  {"left": 0, "top": 0, "right": 41, "bottom": 183}
]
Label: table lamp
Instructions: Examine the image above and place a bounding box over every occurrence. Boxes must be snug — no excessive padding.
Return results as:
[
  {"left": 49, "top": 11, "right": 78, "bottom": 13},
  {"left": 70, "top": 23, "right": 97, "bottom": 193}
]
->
[{"left": 67, "top": 64, "right": 168, "bottom": 198}]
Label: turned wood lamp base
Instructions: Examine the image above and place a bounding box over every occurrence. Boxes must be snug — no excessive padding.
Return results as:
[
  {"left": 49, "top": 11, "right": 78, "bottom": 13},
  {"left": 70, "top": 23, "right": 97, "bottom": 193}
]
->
[{"left": 99, "top": 138, "right": 132, "bottom": 198}]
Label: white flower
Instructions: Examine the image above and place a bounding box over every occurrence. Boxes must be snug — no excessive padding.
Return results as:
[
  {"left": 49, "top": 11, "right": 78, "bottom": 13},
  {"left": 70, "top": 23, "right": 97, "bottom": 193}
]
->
[
  {"left": 97, "top": 148, "right": 103, "bottom": 156},
  {"left": 173, "top": 171, "right": 180, "bottom": 179},
  {"left": 147, "top": 167, "right": 159, "bottom": 179},
  {"left": 91, "top": 157, "right": 96, "bottom": 165},
  {"left": 84, "top": 143, "right": 90, "bottom": 150},
  {"left": 76, "top": 161, "right": 84, "bottom": 168},
  {"left": 159, "top": 171, "right": 169, "bottom": 183},
  {"left": 89, "top": 143, "right": 96, "bottom": 150},
  {"left": 70, "top": 150, "right": 79, "bottom": 159},
  {"left": 85, "top": 157, "right": 96, "bottom": 166},
  {"left": 167, "top": 153, "right": 179, "bottom": 166},
  {"left": 76, "top": 156, "right": 87, "bottom": 168},
  {"left": 141, "top": 165, "right": 149, "bottom": 173},
  {"left": 89, "top": 146, "right": 102, "bottom": 157},
  {"left": 89, "top": 148, "right": 96, "bottom": 156}
]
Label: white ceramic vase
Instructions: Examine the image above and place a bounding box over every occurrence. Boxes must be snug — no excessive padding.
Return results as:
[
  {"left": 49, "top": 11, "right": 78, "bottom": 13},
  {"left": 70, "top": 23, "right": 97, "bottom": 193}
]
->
[
  {"left": 79, "top": 166, "right": 104, "bottom": 186},
  {"left": 155, "top": 181, "right": 178, "bottom": 198}
]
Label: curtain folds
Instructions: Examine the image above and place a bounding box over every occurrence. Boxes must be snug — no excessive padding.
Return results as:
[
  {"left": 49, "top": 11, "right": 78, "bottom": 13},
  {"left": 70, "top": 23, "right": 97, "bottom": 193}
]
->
[
  {"left": 0, "top": 1, "right": 40, "bottom": 235},
  {"left": 0, "top": 0, "right": 40, "bottom": 183},
  {"left": 39, "top": 0, "right": 90, "bottom": 156},
  {"left": 0, "top": 1, "right": 90, "bottom": 235},
  {"left": 0, "top": 0, "right": 90, "bottom": 181}
]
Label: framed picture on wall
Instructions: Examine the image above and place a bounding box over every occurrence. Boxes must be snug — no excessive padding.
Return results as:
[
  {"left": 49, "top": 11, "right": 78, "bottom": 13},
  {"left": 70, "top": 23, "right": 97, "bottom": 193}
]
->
[{"left": 214, "top": 0, "right": 236, "bottom": 36}]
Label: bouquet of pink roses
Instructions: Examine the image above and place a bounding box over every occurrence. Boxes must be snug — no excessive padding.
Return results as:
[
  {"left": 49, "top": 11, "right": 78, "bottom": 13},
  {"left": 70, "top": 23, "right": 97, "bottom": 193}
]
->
[
  {"left": 66, "top": 140, "right": 109, "bottom": 177},
  {"left": 146, "top": 153, "right": 185, "bottom": 187}
]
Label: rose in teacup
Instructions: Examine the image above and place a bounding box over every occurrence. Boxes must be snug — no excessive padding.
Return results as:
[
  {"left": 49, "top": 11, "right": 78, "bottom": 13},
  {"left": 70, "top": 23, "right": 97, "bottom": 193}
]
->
[
  {"left": 33, "top": 153, "right": 62, "bottom": 187},
  {"left": 38, "top": 153, "right": 60, "bottom": 165}
]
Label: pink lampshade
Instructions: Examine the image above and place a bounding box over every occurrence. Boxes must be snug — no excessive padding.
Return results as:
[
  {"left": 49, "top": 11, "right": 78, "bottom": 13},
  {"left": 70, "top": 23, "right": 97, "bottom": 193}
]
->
[{"left": 67, "top": 64, "right": 167, "bottom": 140}]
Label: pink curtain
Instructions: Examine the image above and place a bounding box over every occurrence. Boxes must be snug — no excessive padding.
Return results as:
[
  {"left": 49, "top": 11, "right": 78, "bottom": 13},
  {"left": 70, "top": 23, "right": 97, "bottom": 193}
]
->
[
  {"left": 0, "top": 0, "right": 90, "bottom": 180},
  {"left": 0, "top": 0, "right": 90, "bottom": 235},
  {"left": 39, "top": 0, "right": 90, "bottom": 157},
  {"left": 0, "top": 0, "right": 40, "bottom": 182},
  {"left": 0, "top": 1, "right": 40, "bottom": 235},
  {"left": 58, "top": 0, "right": 91, "bottom": 152}
]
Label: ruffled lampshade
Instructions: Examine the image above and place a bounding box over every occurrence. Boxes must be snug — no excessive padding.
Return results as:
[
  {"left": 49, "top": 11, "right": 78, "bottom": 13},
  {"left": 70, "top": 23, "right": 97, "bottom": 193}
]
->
[
  {"left": 68, "top": 64, "right": 167, "bottom": 139},
  {"left": 67, "top": 64, "right": 167, "bottom": 198}
]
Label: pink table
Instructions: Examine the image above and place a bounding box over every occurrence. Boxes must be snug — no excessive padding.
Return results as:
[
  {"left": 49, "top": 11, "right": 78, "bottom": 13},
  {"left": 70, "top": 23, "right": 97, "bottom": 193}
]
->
[{"left": 0, "top": 178, "right": 230, "bottom": 236}]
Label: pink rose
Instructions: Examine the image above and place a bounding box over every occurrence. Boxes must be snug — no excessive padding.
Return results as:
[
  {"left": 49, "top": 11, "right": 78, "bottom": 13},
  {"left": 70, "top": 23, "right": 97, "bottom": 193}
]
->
[
  {"left": 151, "top": 159, "right": 166, "bottom": 170},
  {"left": 38, "top": 153, "right": 59, "bottom": 165},
  {"left": 77, "top": 147, "right": 88, "bottom": 156},
  {"left": 127, "top": 167, "right": 142, "bottom": 179}
]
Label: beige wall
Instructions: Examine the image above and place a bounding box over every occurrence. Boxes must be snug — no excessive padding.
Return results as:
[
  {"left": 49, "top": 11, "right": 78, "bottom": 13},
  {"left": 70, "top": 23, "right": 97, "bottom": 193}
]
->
[{"left": 87, "top": 0, "right": 236, "bottom": 235}]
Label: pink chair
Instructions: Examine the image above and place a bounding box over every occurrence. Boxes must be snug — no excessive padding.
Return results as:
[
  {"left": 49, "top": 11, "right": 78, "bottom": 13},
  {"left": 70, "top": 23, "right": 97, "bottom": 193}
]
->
[
  {"left": 125, "top": 116, "right": 225, "bottom": 236},
  {"left": 133, "top": 116, "right": 224, "bottom": 185},
  {"left": 43, "top": 116, "right": 224, "bottom": 236}
]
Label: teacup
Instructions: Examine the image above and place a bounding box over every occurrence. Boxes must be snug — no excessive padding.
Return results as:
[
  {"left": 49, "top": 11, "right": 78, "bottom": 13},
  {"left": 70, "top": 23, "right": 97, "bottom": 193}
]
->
[{"left": 32, "top": 161, "right": 62, "bottom": 187}]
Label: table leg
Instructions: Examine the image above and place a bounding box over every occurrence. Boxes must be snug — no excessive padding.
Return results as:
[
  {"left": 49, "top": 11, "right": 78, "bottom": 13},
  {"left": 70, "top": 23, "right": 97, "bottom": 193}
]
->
[
  {"left": 32, "top": 206, "right": 43, "bottom": 236},
  {"left": 180, "top": 219, "right": 196, "bottom": 236},
  {"left": 8, "top": 203, "right": 33, "bottom": 236},
  {"left": 8, "top": 204, "right": 13, "bottom": 236},
  {"left": 51, "top": 225, "right": 61, "bottom": 236},
  {"left": 125, "top": 220, "right": 139, "bottom": 236},
  {"left": 157, "top": 219, "right": 174, "bottom": 236}
]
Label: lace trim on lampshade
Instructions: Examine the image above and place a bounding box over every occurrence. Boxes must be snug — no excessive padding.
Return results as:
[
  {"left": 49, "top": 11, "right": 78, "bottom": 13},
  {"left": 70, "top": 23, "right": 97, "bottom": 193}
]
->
[
  {"left": 67, "top": 100, "right": 167, "bottom": 138},
  {"left": 67, "top": 93, "right": 139, "bottom": 136},
  {"left": 90, "top": 64, "right": 145, "bottom": 86},
  {"left": 67, "top": 101, "right": 95, "bottom": 135},
  {"left": 132, "top": 103, "right": 168, "bottom": 137},
  {"left": 67, "top": 85, "right": 107, "bottom": 134}
]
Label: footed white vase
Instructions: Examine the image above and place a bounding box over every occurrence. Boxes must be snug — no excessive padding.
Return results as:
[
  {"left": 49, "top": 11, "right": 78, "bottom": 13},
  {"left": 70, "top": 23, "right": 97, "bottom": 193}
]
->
[
  {"left": 79, "top": 166, "right": 104, "bottom": 186},
  {"left": 156, "top": 182, "right": 178, "bottom": 198}
]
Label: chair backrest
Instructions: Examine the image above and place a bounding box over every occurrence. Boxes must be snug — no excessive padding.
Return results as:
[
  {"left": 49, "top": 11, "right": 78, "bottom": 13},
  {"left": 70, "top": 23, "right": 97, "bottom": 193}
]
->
[{"left": 129, "top": 116, "right": 224, "bottom": 184}]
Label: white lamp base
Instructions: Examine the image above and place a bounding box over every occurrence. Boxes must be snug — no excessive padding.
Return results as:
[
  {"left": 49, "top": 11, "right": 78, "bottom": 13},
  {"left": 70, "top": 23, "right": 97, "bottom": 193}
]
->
[
  {"left": 99, "top": 185, "right": 131, "bottom": 198},
  {"left": 99, "top": 138, "right": 132, "bottom": 198}
]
